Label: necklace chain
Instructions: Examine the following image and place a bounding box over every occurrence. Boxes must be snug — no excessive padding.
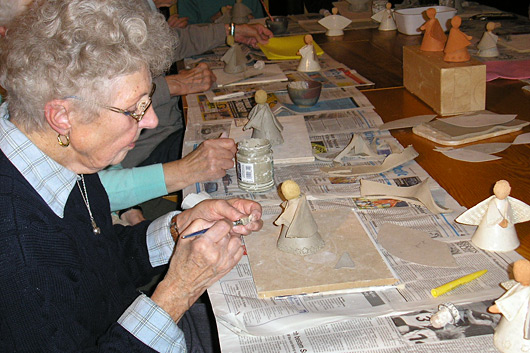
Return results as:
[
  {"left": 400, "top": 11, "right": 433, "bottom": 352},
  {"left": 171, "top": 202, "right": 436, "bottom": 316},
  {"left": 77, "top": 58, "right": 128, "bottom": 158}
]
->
[{"left": 77, "top": 174, "right": 101, "bottom": 235}]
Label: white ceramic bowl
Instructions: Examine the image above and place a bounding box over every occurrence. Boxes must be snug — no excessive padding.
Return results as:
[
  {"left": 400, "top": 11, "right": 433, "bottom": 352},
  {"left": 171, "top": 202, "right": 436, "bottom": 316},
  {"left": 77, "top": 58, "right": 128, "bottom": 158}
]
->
[{"left": 394, "top": 6, "right": 457, "bottom": 36}]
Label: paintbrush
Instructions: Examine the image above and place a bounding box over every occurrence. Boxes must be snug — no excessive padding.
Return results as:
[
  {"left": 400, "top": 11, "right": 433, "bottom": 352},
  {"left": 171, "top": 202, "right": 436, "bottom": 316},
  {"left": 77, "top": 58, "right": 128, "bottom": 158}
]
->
[{"left": 181, "top": 215, "right": 254, "bottom": 239}]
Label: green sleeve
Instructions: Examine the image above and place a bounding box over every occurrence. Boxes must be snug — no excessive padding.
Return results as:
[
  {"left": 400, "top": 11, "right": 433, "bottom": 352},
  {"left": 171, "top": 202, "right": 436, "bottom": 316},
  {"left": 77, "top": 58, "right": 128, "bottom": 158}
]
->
[{"left": 99, "top": 164, "right": 168, "bottom": 211}]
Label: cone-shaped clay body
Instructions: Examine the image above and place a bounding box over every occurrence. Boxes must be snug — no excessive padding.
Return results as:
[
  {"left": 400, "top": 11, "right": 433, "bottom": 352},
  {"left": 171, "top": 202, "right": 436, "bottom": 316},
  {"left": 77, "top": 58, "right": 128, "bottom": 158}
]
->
[
  {"left": 275, "top": 180, "right": 325, "bottom": 256},
  {"left": 297, "top": 34, "right": 321, "bottom": 72},
  {"left": 420, "top": 8, "right": 447, "bottom": 52},
  {"left": 244, "top": 90, "right": 284, "bottom": 146}
]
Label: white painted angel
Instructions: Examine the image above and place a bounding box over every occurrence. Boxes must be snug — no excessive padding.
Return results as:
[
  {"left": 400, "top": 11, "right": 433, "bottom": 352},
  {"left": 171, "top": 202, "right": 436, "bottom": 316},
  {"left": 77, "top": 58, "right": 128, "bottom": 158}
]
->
[
  {"left": 371, "top": 3, "right": 396, "bottom": 31},
  {"left": 275, "top": 180, "right": 324, "bottom": 256},
  {"left": 297, "top": 34, "right": 321, "bottom": 72},
  {"left": 456, "top": 180, "right": 530, "bottom": 252},
  {"left": 231, "top": 0, "right": 252, "bottom": 24},
  {"left": 318, "top": 7, "right": 351, "bottom": 36},
  {"left": 221, "top": 35, "right": 246, "bottom": 74},
  {"left": 477, "top": 22, "right": 500, "bottom": 58},
  {"left": 488, "top": 259, "right": 530, "bottom": 353},
  {"left": 243, "top": 90, "right": 283, "bottom": 145}
]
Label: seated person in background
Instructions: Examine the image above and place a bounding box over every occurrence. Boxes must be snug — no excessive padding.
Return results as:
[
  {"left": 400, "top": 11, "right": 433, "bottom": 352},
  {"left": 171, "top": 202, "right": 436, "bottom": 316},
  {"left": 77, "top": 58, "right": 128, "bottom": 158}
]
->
[
  {"left": 178, "top": 0, "right": 265, "bottom": 24},
  {"left": 100, "top": 4, "right": 272, "bottom": 223},
  {"left": 0, "top": 0, "right": 263, "bottom": 351}
]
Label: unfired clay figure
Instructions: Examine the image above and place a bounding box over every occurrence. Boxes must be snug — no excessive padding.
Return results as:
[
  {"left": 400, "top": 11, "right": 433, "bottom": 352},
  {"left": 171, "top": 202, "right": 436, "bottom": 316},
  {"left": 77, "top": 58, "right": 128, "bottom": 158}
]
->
[
  {"left": 371, "top": 3, "right": 397, "bottom": 32},
  {"left": 244, "top": 90, "right": 284, "bottom": 146},
  {"left": 477, "top": 22, "right": 500, "bottom": 58},
  {"left": 456, "top": 180, "right": 530, "bottom": 252},
  {"left": 221, "top": 35, "right": 246, "bottom": 74},
  {"left": 318, "top": 7, "right": 352, "bottom": 36},
  {"left": 275, "top": 180, "right": 325, "bottom": 256},
  {"left": 489, "top": 259, "right": 530, "bottom": 353},
  {"left": 444, "top": 15, "right": 472, "bottom": 62},
  {"left": 420, "top": 7, "right": 447, "bottom": 52},
  {"left": 231, "top": 0, "right": 252, "bottom": 24},
  {"left": 214, "top": 6, "right": 232, "bottom": 24},
  {"left": 297, "top": 34, "right": 321, "bottom": 72}
]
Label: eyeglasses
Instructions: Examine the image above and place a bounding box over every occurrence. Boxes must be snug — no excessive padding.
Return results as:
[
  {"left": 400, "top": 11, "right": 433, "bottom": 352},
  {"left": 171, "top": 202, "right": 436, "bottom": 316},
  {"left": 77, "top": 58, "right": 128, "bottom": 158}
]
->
[{"left": 64, "top": 83, "right": 156, "bottom": 122}]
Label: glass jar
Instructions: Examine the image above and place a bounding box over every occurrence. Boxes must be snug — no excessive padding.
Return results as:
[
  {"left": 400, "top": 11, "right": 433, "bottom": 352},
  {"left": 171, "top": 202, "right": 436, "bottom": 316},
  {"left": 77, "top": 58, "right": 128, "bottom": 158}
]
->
[{"left": 236, "top": 138, "right": 274, "bottom": 192}]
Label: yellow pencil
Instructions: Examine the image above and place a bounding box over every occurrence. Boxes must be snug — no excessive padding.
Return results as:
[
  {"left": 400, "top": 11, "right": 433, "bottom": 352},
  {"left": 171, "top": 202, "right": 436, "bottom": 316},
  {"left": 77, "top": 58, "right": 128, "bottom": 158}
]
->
[{"left": 431, "top": 269, "right": 488, "bottom": 298}]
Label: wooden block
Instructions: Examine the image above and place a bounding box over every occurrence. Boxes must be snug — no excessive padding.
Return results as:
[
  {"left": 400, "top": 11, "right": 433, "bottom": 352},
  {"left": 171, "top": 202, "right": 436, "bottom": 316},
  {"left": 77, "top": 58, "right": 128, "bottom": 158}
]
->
[
  {"left": 245, "top": 209, "right": 397, "bottom": 298},
  {"left": 403, "top": 45, "right": 486, "bottom": 116}
]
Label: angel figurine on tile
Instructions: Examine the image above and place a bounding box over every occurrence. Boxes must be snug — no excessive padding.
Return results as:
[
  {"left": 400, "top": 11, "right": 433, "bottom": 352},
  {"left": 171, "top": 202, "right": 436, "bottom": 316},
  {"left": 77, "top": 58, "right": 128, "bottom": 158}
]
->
[
  {"left": 489, "top": 259, "right": 530, "bottom": 353},
  {"left": 477, "top": 22, "right": 500, "bottom": 57},
  {"left": 456, "top": 180, "right": 530, "bottom": 252},
  {"left": 231, "top": 0, "right": 252, "bottom": 24},
  {"left": 371, "top": 3, "right": 397, "bottom": 31},
  {"left": 444, "top": 15, "right": 472, "bottom": 62},
  {"left": 243, "top": 90, "right": 283, "bottom": 146},
  {"left": 318, "top": 7, "right": 352, "bottom": 36},
  {"left": 275, "top": 180, "right": 325, "bottom": 256},
  {"left": 420, "top": 7, "right": 447, "bottom": 52},
  {"left": 221, "top": 35, "right": 246, "bottom": 74},
  {"left": 297, "top": 34, "right": 321, "bottom": 72}
]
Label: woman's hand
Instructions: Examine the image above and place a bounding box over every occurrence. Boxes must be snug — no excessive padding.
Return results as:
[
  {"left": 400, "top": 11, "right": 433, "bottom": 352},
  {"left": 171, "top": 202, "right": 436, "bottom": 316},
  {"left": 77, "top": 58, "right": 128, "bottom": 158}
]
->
[
  {"left": 152, "top": 218, "right": 244, "bottom": 322},
  {"left": 227, "top": 23, "right": 273, "bottom": 48},
  {"left": 164, "top": 63, "right": 216, "bottom": 96}
]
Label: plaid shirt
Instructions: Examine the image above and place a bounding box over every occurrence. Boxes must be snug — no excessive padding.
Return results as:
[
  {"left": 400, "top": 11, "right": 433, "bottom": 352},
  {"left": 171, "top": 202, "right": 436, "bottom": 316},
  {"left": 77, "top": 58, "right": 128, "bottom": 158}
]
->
[{"left": 0, "top": 103, "right": 185, "bottom": 352}]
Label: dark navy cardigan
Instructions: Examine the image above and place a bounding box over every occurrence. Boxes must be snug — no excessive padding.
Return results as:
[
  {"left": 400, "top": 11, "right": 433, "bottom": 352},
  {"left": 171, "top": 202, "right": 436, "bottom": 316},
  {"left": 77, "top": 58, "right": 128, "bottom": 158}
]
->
[{"left": 0, "top": 150, "right": 166, "bottom": 352}]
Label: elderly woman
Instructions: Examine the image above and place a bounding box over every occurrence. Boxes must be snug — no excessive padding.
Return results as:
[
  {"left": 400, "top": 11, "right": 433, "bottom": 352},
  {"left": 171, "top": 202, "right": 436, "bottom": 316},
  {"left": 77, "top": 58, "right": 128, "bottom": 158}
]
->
[{"left": 0, "top": 0, "right": 262, "bottom": 351}]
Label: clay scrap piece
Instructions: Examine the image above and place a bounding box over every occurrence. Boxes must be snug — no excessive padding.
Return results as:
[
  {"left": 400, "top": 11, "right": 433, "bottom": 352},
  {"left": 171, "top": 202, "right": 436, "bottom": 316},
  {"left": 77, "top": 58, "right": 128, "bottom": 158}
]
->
[
  {"left": 378, "top": 115, "right": 436, "bottom": 131},
  {"left": 321, "top": 145, "right": 418, "bottom": 176},
  {"left": 377, "top": 223, "right": 458, "bottom": 268},
  {"left": 314, "top": 133, "right": 377, "bottom": 163},
  {"left": 334, "top": 252, "right": 355, "bottom": 269},
  {"left": 513, "top": 133, "right": 530, "bottom": 145},
  {"left": 360, "top": 177, "right": 451, "bottom": 214},
  {"left": 434, "top": 143, "right": 511, "bottom": 163},
  {"left": 441, "top": 112, "right": 516, "bottom": 128},
  {"left": 275, "top": 180, "right": 325, "bottom": 256}
]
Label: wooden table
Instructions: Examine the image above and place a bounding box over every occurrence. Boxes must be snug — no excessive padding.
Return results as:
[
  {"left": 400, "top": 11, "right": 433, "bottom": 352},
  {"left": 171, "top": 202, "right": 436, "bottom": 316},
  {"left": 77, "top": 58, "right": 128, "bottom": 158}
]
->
[{"left": 310, "top": 28, "right": 530, "bottom": 259}]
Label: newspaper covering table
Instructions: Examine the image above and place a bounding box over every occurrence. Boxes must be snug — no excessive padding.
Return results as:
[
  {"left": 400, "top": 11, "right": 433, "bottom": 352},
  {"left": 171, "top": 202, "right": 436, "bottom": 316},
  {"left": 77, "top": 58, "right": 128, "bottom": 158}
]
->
[{"left": 180, "top": 46, "right": 515, "bottom": 353}]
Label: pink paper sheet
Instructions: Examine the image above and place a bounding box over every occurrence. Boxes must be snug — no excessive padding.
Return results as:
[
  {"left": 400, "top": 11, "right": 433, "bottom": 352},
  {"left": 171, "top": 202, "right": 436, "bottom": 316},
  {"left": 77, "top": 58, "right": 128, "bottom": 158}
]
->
[{"left": 486, "top": 59, "right": 530, "bottom": 82}]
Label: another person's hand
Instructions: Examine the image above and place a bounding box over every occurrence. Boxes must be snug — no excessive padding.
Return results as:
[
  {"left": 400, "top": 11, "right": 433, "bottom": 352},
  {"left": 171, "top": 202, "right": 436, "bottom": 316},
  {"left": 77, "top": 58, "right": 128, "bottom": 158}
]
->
[
  {"left": 163, "top": 138, "right": 237, "bottom": 193},
  {"left": 164, "top": 63, "right": 216, "bottom": 95},
  {"left": 228, "top": 23, "right": 273, "bottom": 48},
  {"left": 167, "top": 14, "right": 188, "bottom": 28}
]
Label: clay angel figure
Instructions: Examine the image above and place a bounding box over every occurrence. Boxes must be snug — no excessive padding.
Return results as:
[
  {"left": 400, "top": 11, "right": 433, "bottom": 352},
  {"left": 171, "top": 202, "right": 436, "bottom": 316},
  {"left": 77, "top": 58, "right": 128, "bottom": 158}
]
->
[
  {"left": 243, "top": 90, "right": 283, "bottom": 145},
  {"left": 444, "top": 15, "right": 472, "bottom": 62},
  {"left": 371, "top": 3, "right": 397, "bottom": 31},
  {"left": 318, "top": 7, "right": 352, "bottom": 36},
  {"left": 488, "top": 259, "right": 530, "bottom": 353},
  {"left": 231, "top": 0, "right": 252, "bottom": 24},
  {"left": 477, "top": 22, "right": 500, "bottom": 57},
  {"left": 221, "top": 35, "right": 246, "bottom": 74},
  {"left": 456, "top": 180, "right": 530, "bottom": 252},
  {"left": 214, "top": 6, "right": 232, "bottom": 24},
  {"left": 275, "top": 180, "right": 325, "bottom": 256},
  {"left": 420, "top": 7, "right": 447, "bottom": 52},
  {"left": 297, "top": 34, "right": 321, "bottom": 72}
]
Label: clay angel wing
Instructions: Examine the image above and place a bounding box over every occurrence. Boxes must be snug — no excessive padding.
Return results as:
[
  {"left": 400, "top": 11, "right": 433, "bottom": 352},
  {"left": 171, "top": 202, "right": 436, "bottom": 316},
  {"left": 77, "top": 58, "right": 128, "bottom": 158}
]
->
[
  {"left": 371, "top": 9, "right": 388, "bottom": 23},
  {"left": 455, "top": 196, "right": 494, "bottom": 225},
  {"left": 508, "top": 196, "right": 530, "bottom": 224}
]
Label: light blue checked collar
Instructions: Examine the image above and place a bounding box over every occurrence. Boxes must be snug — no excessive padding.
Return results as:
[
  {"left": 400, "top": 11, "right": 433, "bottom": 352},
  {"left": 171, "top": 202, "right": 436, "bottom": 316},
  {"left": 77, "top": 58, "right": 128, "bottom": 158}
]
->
[{"left": 0, "top": 103, "right": 77, "bottom": 218}]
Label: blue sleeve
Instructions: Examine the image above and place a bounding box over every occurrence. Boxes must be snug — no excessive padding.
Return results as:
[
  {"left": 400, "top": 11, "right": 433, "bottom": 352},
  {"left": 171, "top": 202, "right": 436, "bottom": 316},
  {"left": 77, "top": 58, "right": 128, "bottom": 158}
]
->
[
  {"left": 178, "top": 0, "right": 203, "bottom": 24},
  {"left": 99, "top": 164, "right": 168, "bottom": 211}
]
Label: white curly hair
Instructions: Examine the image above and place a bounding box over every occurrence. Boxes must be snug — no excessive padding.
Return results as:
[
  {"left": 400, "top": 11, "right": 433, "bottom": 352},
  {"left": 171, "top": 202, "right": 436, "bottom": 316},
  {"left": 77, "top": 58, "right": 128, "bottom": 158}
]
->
[{"left": 0, "top": 0, "right": 177, "bottom": 132}]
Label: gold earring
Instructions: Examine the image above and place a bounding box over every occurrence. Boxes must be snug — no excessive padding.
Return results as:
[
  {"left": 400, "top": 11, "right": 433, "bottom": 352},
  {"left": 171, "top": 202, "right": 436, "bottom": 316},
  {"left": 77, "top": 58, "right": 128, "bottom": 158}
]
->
[{"left": 57, "top": 134, "right": 70, "bottom": 147}]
